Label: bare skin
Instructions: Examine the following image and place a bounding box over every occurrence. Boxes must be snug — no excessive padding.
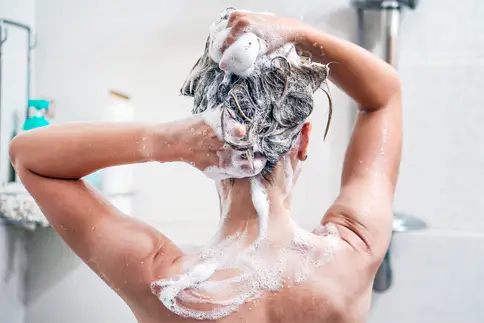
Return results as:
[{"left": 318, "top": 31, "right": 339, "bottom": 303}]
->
[{"left": 9, "top": 11, "right": 401, "bottom": 323}]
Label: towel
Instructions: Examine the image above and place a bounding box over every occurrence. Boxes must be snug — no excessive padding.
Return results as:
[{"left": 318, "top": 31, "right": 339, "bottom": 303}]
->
[{"left": 0, "top": 182, "right": 49, "bottom": 230}]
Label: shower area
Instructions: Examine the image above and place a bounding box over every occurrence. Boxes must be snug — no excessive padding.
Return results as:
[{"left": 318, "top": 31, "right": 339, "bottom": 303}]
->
[
  {"left": 351, "top": 0, "right": 427, "bottom": 294},
  {"left": 1, "top": 0, "right": 483, "bottom": 323}
]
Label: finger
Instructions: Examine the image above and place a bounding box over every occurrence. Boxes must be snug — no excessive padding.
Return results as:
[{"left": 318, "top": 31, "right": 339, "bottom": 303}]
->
[
  {"left": 226, "top": 10, "right": 245, "bottom": 28},
  {"left": 260, "top": 34, "right": 289, "bottom": 56},
  {"left": 221, "top": 108, "right": 248, "bottom": 140},
  {"left": 220, "top": 28, "right": 242, "bottom": 53},
  {"left": 221, "top": 13, "right": 250, "bottom": 53},
  {"left": 244, "top": 150, "right": 255, "bottom": 172},
  {"left": 232, "top": 124, "right": 247, "bottom": 138},
  {"left": 265, "top": 45, "right": 280, "bottom": 55},
  {"left": 224, "top": 124, "right": 249, "bottom": 148}
]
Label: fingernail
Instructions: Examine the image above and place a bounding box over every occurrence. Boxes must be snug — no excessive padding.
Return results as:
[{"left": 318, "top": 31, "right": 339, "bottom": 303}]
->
[
  {"left": 236, "top": 125, "right": 246, "bottom": 137},
  {"left": 246, "top": 151, "right": 255, "bottom": 172}
]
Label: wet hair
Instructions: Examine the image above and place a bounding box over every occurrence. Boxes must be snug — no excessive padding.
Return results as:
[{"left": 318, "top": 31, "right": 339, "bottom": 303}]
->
[{"left": 180, "top": 35, "right": 331, "bottom": 179}]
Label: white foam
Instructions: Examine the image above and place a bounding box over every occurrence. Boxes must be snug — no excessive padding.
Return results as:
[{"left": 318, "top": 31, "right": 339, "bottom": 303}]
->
[
  {"left": 203, "top": 150, "right": 266, "bottom": 180},
  {"left": 283, "top": 156, "right": 294, "bottom": 198},
  {"left": 200, "top": 106, "right": 267, "bottom": 181},
  {"left": 250, "top": 177, "right": 269, "bottom": 239},
  {"left": 208, "top": 9, "right": 260, "bottom": 77},
  {"left": 152, "top": 222, "right": 342, "bottom": 320},
  {"left": 209, "top": 29, "right": 230, "bottom": 64},
  {"left": 219, "top": 32, "right": 260, "bottom": 76},
  {"left": 207, "top": 10, "right": 301, "bottom": 78},
  {"left": 152, "top": 157, "right": 343, "bottom": 320},
  {"left": 268, "top": 43, "right": 301, "bottom": 66},
  {"left": 200, "top": 106, "right": 225, "bottom": 140}
]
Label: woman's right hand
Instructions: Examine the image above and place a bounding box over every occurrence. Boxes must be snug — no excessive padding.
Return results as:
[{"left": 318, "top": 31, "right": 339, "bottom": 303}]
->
[{"left": 156, "top": 107, "right": 267, "bottom": 180}]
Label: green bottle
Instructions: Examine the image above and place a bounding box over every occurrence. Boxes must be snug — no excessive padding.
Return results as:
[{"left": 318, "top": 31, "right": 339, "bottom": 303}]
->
[{"left": 23, "top": 99, "right": 51, "bottom": 131}]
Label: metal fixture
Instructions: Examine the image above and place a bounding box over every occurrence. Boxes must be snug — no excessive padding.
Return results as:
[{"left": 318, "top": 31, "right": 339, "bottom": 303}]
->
[
  {"left": 393, "top": 212, "right": 428, "bottom": 233},
  {"left": 0, "top": 19, "right": 36, "bottom": 119},
  {"left": 373, "top": 212, "right": 427, "bottom": 293},
  {"left": 351, "top": 0, "right": 423, "bottom": 293},
  {"left": 0, "top": 19, "right": 36, "bottom": 184},
  {"left": 353, "top": 0, "right": 419, "bottom": 65}
]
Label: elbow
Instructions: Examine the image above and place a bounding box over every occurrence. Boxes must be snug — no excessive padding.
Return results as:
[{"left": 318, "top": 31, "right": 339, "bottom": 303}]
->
[
  {"left": 387, "top": 71, "right": 402, "bottom": 112},
  {"left": 366, "top": 70, "right": 402, "bottom": 112},
  {"left": 357, "top": 67, "right": 401, "bottom": 112},
  {"left": 388, "top": 68, "right": 402, "bottom": 98},
  {"left": 9, "top": 135, "right": 20, "bottom": 168},
  {"left": 9, "top": 132, "right": 29, "bottom": 169},
  {"left": 383, "top": 65, "right": 402, "bottom": 102}
]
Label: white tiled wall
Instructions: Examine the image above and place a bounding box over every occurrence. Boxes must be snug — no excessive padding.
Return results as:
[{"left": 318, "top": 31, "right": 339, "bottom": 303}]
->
[
  {"left": 0, "top": 0, "right": 35, "bottom": 321},
  {"left": 11, "top": 0, "right": 484, "bottom": 323},
  {"left": 24, "top": 226, "right": 136, "bottom": 322},
  {"left": 369, "top": 233, "right": 484, "bottom": 323},
  {"left": 368, "top": 1, "right": 484, "bottom": 322},
  {"left": 0, "top": 0, "right": 35, "bottom": 184},
  {"left": 395, "top": 62, "right": 484, "bottom": 231},
  {"left": 0, "top": 226, "right": 27, "bottom": 323}
]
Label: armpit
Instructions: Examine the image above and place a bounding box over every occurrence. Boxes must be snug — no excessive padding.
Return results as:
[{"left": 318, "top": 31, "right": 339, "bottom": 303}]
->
[
  {"left": 322, "top": 208, "right": 373, "bottom": 256},
  {"left": 150, "top": 238, "right": 185, "bottom": 280}
]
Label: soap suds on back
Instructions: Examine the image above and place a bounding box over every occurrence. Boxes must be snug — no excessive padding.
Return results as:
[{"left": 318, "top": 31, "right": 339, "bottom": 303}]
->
[
  {"left": 151, "top": 174, "right": 342, "bottom": 320},
  {"left": 250, "top": 177, "right": 269, "bottom": 239}
]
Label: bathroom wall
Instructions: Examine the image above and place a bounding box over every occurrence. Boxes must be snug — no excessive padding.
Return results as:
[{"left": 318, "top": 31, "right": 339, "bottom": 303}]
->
[
  {"left": 0, "top": 0, "right": 35, "bottom": 184},
  {"left": 0, "top": 226, "right": 27, "bottom": 323},
  {"left": 369, "top": 1, "right": 484, "bottom": 322},
  {"left": 0, "top": 0, "right": 35, "bottom": 322},
  {"left": 23, "top": 0, "right": 484, "bottom": 323}
]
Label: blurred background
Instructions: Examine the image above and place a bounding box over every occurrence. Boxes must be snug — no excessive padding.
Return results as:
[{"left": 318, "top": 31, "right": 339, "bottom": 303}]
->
[{"left": 0, "top": 0, "right": 482, "bottom": 322}]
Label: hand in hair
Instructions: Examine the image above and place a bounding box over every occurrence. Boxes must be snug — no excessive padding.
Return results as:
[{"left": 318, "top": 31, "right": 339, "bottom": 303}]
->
[
  {"left": 152, "top": 107, "right": 267, "bottom": 179},
  {"left": 221, "top": 10, "right": 305, "bottom": 54},
  {"left": 181, "top": 8, "right": 330, "bottom": 178}
]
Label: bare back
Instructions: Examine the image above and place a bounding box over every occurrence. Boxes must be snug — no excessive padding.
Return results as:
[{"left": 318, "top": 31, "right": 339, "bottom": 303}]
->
[{"left": 124, "top": 223, "right": 375, "bottom": 323}]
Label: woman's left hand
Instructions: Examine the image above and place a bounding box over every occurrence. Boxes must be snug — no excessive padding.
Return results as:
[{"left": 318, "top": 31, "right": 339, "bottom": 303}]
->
[{"left": 220, "top": 10, "right": 306, "bottom": 54}]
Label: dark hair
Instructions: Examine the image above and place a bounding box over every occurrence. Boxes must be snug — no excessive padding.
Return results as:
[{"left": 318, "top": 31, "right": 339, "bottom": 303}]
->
[{"left": 180, "top": 33, "right": 330, "bottom": 178}]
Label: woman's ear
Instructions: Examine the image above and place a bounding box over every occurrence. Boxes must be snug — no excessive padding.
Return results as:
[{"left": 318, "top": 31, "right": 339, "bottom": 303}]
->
[{"left": 297, "top": 122, "right": 312, "bottom": 161}]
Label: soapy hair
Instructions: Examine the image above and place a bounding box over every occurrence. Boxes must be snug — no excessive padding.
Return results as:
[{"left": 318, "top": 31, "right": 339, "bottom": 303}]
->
[{"left": 180, "top": 34, "right": 331, "bottom": 178}]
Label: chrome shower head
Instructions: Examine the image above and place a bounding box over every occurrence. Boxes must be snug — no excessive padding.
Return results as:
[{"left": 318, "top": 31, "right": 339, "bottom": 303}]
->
[{"left": 351, "top": 0, "right": 419, "bottom": 10}]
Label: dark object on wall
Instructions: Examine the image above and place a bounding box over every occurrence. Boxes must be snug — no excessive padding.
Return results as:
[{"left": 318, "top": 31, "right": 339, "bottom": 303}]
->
[
  {"left": 352, "top": 0, "right": 419, "bottom": 10},
  {"left": 352, "top": 0, "right": 420, "bottom": 66},
  {"left": 373, "top": 213, "right": 428, "bottom": 292},
  {"left": 0, "top": 19, "right": 36, "bottom": 183}
]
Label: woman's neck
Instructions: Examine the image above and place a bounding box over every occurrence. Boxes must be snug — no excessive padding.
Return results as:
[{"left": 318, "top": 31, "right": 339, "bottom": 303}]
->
[{"left": 215, "top": 161, "right": 298, "bottom": 242}]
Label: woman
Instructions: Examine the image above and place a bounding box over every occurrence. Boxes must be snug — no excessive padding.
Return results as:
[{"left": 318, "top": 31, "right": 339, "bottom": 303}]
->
[{"left": 9, "top": 9, "right": 401, "bottom": 323}]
